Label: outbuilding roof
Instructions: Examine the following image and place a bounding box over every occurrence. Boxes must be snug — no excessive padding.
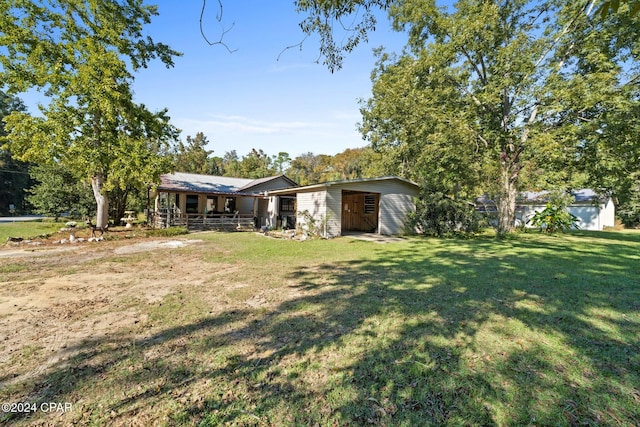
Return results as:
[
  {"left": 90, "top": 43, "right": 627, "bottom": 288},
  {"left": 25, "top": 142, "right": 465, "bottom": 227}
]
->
[
  {"left": 476, "top": 189, "right": 610, "bottom": 209},
  {"left": 518, "top": 189, "right": 608, "bottom": 204}
]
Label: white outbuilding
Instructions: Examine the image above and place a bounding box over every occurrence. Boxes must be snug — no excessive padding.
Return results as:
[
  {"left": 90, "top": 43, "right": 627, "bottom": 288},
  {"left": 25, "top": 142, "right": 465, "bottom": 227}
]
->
[
  {"left": 266, "top": 176, "right": 420, "bottom": 238},
  {"left": 518, "top": 189, "right": 615, "bottom": 231}
]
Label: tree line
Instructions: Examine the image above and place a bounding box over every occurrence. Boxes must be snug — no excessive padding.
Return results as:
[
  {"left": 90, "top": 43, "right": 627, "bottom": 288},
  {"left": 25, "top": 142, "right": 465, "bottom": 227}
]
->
[{"left": 0, "top": 92, "right": 386, "bottom": 222}]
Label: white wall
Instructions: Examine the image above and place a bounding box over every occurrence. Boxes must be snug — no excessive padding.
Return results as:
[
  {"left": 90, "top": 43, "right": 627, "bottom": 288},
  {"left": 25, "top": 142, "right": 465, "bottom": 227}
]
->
[
  {"left": 295, "top": 179, "right": 419, "bottom": 237},
  {"left": 521, "top": 200, "right": 615, "bottom": 231},
  {"left": 296, "top": 190, "right": 328, "bottom": 236}
]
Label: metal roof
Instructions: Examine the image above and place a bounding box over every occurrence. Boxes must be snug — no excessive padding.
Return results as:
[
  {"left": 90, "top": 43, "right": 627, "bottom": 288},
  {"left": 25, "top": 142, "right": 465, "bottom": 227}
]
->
[
  {"left": 518, "top": 189, "right": 607, "bottom": 204},
  {"left": 477, "top": 189, "right": 610, "bottom": 206},
  {"left": 158, "top": 172, "right": 295, "bottom": 195},
  {"left": 266, "top": 176, "right": 420, "bottom": 195}
]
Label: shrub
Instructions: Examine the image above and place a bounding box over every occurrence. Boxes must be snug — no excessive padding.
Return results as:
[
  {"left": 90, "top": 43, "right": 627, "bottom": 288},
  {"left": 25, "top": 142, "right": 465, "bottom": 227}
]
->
[
  {"left": 409, "top": 191, "right": 480, "bottom": 237},
  {"left": 297, "top": 209, "right": 328, "bottom": 238},
  {"left": 527, "top": 203, "right": 579, "bottom": 233}
]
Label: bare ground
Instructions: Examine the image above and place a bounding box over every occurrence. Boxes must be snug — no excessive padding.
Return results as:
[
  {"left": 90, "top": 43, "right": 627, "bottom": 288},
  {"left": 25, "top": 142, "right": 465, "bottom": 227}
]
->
[
  {"left": 0, "top": 231, "right": 313, "bottom": 425},
  {"left": 0, "top": 237, "right": 208, "bottom": 392}
]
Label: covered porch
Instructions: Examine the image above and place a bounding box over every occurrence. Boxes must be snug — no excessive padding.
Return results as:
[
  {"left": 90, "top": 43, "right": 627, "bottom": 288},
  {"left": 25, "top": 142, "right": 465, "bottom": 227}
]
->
[
  {"left": 152, "top": 191, "right": 259, "bottom": 230},
  {"left": 151, "top": 172, "right": 300, "bottom": 230}
]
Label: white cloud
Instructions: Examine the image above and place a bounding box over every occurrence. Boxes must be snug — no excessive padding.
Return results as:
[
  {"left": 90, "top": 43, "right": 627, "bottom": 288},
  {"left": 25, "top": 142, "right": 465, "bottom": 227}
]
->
[
  {"left": 173, "top": 112, "right": 365, "bottom": 157},
  {"left": 177, "top": 114, "right": 334, "bottom": 136}
]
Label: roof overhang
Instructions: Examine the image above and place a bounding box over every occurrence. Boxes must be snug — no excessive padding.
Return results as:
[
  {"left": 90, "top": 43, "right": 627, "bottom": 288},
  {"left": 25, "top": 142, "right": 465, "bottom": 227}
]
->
[{"left": 266, "top": 176, "right": 419, "bottom": 196}]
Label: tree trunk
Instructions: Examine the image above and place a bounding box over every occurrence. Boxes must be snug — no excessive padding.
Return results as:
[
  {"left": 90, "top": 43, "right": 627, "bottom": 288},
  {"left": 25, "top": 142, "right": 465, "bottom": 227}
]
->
[
  {"left": 91, "top": 172, "right": 109, "bottom": 228},
  {"left": 496, "top": 162, "right": 517, "bottom": 235},
  {"left": 110, "top": 186, "right": 129, "bottom": 226}
]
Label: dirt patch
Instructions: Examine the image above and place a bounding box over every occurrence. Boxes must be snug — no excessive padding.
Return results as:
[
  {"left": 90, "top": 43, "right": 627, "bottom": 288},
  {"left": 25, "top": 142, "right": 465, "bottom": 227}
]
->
[
  {"left": 342, "top": 232, "right": 408, "bottom": 243},
  {"left": 113, "top": 239, "right": 201, "bottom": 254},
  {"left": 0, "top": 236, "right": 214, "bottom": 389}
]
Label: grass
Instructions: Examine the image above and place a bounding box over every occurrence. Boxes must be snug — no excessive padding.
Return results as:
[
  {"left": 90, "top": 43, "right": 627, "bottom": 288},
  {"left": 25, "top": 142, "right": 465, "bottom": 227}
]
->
[
  {"left": 1, "top": 230, "right": 639, "bottom": 425},
  {"left": 0, "top": 219, "right": 66, "bottom": 241}
]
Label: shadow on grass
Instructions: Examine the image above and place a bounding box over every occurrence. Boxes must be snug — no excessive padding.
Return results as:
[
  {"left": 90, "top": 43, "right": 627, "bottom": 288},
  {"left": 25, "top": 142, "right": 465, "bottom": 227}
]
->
[{"left": 3, "top": 232, "right": 640, "bottom": 425}]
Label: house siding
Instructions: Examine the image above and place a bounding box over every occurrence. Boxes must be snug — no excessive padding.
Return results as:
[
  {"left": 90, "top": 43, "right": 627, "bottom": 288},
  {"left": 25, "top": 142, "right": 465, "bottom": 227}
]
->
[
  {"left": 293, "top": 179, "right": 419, "bottom": 238},
  {"left": 326, "top": 187, "right": 342, "bottom": 237},
  {"left": 237, "top": 197, "right": 257, "bottom": 215},
  {"left": 296, "top": 190, "right": 327, "bottom": 235},
  {"left": 521, "top": 201, "right": 615, "bottom": 231},
  {"left": 600, "top": 198, "right": 616, "bottom": 229}
]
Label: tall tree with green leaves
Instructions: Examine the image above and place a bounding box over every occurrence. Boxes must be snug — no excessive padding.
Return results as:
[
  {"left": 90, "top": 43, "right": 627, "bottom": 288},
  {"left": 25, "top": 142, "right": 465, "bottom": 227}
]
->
[
  {"left": 0, "top": 0, "right": 180, "bottom": 228},
  {"left": 0, "top": 91, "right": 31, "bottom": 215},
  {"left": 27, "top": 163, "right": 95, "bottom": 220},
  {"left": 293, "top": 0, "right": 638, "bottom": 233},
  {"left": 174, "top": 132, "right": 222, "bottom": 175},
  {"left": 356, "top": 0, "right": 638, "bottom": 234},
  {"left": 288, "top": 152, "right": 334, "bottom": 185},
  {"left": 272, "top": 151, "right": 292, "bottom": 175},
  {"left": 238, "top": 148, "right": 275, "bottom": 178}
]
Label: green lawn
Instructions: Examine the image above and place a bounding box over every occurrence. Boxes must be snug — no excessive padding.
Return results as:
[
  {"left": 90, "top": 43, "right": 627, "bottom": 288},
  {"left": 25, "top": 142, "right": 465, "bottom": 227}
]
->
[
  {"left": 2, "top": 230, "right": 639, "bottom": 426},
  {"left": 0, "top": 219, "right": 66, "bottom": 241}
]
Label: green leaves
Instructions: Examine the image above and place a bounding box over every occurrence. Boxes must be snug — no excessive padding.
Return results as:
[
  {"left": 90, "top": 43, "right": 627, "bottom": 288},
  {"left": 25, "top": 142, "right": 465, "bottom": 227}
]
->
[
  {"left": 527, "top": 203, "right": 580, "bottom": 233},
  {"left": 0, "top": 0, "right": 181, "bottom": 223},
  {"left": 295, "top": 0, "right": 392, "bottom": 72},
  {"left": 359, "top": 0, "right": 639, "bottom": 232}
]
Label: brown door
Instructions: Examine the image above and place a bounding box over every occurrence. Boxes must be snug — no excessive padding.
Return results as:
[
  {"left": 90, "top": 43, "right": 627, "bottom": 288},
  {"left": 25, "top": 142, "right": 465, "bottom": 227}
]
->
[{"left": 342, "top": 192, "right": 378, "bottom": 232}]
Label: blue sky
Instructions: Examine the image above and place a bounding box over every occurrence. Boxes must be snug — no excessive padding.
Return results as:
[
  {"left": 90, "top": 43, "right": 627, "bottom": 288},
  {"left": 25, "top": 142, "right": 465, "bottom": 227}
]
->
[{"left": 124, "top": 1, "right": 407, "bottom": 159}]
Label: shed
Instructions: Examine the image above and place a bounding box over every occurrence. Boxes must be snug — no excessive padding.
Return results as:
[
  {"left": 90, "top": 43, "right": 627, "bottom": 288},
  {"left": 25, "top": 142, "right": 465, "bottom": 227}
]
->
[
  {"left": 476, "top": 189, "right": 615, "bottom": 231},
  {"left": 518, "top": 189, "right": 615, "bottom": 231},
  {"left": 267, "top": 176, "right": 420, "bottom": 238}
]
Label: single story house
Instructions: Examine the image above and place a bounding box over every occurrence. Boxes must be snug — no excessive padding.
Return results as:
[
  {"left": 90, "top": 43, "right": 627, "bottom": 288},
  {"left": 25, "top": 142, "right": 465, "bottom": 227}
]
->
[
  {"left": 266, "top": 176, "right": 420, "bottom": 238},
  {"left": 153, "top": 172, "right": 297, "bottom": 229},
  {"left": 476, "top": 189, "right": 615, "bottom": 231}
]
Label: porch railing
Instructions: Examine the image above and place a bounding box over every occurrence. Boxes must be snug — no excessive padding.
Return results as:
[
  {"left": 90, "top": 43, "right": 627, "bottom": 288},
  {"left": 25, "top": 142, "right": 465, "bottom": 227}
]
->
[{"left": 152, "top": 210, "right": 255, "bottom": 230}]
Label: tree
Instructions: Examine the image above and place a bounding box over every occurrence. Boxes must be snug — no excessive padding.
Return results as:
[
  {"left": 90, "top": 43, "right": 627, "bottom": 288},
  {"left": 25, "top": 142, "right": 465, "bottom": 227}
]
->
[
  {"left": 0, "top": 0, "right": 180, "bottom": 228},
  {"left": 173, "top": 132, "right": 222, "bottom": 175},
  {"left": 358, "top": 0, "right": 638, "bottom": 234},
  {"left": 287, "top": 152, "right": 334, "bottom": 185},
  {"left": 295, "top": 0, "right": 393, "bottom": 72},
  {"left": 295, "top": 0, "right": 639, "bottom": 72},
  {"left": 27, "top": 163, "right": 95, "bottom": 220},
  {"left": 272, "top": 151, "right": 292, "bottom": 174},
  {"left": 0, "top": 91, "right": 31, "bottom": 216},
  {"left": 599, "top": 0, "right": 640, "bottom": 17},
  {"left": 576, "top": 90, "right": 640, "bottom": 226},
  {"left": 238, "top": 148, "right": 275, "bottom": 178},
  {"left": 222, "top": 150, "right": 241, "bottom": 177}
]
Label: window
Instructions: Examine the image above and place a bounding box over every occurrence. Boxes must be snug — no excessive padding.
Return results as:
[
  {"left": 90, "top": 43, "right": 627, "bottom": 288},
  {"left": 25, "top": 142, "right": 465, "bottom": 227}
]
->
[
  {"left": 186, "top": 195, "right": 199, "bottom": 213},
  {"left": 280, "top": 197, "right": 295, "bottom": 212},
  {"left": 364, "top": 195, "right": 376, "bottom": 214}
]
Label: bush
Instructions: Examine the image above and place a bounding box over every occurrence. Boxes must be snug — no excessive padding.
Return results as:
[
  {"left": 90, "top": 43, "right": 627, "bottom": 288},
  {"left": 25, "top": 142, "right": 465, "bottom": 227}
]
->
[
  {"left": 527, "top": 203, "right": 579, "bottom": 233},
  {"left": 409, "top": 191, "right": 480, "bottom": 237},
  {"left": 297, "top": 210, "right": 328, "bottom": 238}
]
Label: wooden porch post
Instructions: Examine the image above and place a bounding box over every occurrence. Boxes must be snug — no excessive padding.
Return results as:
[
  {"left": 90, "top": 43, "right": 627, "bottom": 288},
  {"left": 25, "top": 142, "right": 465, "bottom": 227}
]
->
[{"left": 253, "top": 197, "right": 258, "bottom": 227}]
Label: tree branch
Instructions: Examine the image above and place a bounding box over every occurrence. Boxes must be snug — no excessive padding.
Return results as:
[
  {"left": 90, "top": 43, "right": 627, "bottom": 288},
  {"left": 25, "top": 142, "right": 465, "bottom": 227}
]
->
[{"left": 200, "top": 0, "right": 237, "bottom": 53}]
